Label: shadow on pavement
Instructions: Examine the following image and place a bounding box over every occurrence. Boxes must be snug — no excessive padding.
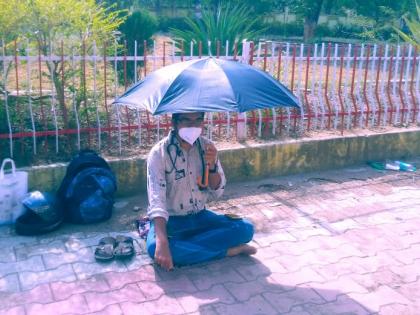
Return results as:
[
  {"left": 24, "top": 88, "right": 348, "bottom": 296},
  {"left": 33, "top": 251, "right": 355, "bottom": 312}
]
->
[{"left": 152, "top": 255, "right": 374, "bottom": 315}]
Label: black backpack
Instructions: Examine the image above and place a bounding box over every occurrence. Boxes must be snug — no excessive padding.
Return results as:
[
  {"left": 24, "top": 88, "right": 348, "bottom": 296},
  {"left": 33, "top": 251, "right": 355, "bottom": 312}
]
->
[{"left": 56, "top": 150, "right": 117, "bottom": 224}]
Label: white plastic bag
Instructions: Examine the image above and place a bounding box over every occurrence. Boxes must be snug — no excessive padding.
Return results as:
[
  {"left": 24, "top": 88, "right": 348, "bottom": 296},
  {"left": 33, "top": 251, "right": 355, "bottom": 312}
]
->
[{"left": 0, "top": 159, "right": 28, "bottom": 225}]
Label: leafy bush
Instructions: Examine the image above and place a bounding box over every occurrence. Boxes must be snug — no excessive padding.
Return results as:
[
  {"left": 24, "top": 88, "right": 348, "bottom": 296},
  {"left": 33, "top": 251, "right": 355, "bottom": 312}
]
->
[
  {"left": 169, "top": 3, "right": 265, "bottom": 56},
  {"left": 158, "top": 16, "right": 189, "bottom": 32},
  {"left": 118, "top": 9, "right": 158, "bottom": 83},
  {"left": 262, "top": 21, "right": 304, "bottom": 38}
]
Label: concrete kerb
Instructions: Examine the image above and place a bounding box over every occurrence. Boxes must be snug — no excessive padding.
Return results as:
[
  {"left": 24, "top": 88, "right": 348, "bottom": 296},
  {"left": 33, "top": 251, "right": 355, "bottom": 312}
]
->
[{"left": 25, "top": 128, "right": 420, "bottom": 196}]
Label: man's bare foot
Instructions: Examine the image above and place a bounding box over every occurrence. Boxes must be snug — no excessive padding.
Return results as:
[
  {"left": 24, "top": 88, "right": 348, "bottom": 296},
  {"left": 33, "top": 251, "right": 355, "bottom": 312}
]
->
[{"left": 227, "top": 244, "right": 257, "bottom": 257}]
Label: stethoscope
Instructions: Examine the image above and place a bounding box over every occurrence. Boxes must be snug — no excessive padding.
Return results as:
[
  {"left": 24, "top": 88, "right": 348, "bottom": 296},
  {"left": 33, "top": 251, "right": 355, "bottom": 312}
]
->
[{"left": 166, "top": 130, "right": 207, "bottom": 188}]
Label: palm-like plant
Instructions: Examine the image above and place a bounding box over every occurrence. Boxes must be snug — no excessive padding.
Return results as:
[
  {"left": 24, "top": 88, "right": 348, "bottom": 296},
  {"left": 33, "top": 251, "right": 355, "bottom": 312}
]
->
[
  {"left": 170, "top": 3, "right": 265, "bottom": 56},
  {"left": 395, "top": 1, "right": 420, "bottom": 48}
]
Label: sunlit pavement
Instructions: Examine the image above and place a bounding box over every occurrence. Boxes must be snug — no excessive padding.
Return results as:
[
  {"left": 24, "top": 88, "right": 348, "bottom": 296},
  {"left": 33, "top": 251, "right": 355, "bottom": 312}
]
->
[{"left": 0, "top": 158, "right": 419, "bottom": 314}]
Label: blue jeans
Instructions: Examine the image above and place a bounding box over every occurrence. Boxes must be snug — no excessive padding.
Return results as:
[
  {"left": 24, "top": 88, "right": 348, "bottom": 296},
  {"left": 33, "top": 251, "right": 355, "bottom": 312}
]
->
[{"left": 146, "top": 210, "right": 254, "bottom": 266}]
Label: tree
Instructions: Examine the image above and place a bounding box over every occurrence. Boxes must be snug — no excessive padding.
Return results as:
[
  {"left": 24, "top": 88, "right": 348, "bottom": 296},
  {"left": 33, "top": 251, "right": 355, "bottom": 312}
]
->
[
  {"left": 0, "top": 0, "right": 126, "bottom": 129},
  {"left": 289, "top": 0, "right": 325, "bottom": 42},
  {"left": 395, "top": 1, "right": 420, "bottom": 47},
  {"left": 341, "top": 0, "right": 415, "bottom": 41}
]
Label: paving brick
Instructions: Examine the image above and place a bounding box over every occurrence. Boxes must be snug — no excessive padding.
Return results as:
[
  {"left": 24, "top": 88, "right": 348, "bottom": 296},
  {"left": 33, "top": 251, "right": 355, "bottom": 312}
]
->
[
  {"left": 15, "top": 240, "right": 66, "bottom": 261},
  {"left": 394, "top": 279, "right": 420, "bottom": 303},
  {"left": 347, "top": 285, "right": 411, "bottom": 312},
  {"left": 0, "top": 305, "right": 26, "bottom": 315},
  {"left": 84, "top": 283, "right": 146, "bottom": 313},
  {"left": 85, "top": 303, "right": 123, "bottom": 315},
  {"left": 378, "top": 303, "right": 419, "bottom": 315},
  {"left": 349, "top": 267, "right": 403, "bottom": 292},
  {"left": 0, "top": 235, "right": 38, "bottom": 249},
  {"left": 72, "top": 260, "right": 128, "bottom": 281},
  {"left": 105, "top": 265, "right": 159, "bottom": 289},
  {"left": 0, "top": 246, "right": 16, "bottom": 264},
  {"left": 0, "top": 256, "right": 45, "bottom": 277},
  {"left": 188, "top": 266, "right": 245, "bottom": 291},
  {"left": 386, "top": 243, "right": 420, "bottom": 265},
  {"left": 213, "top": 294, "right": 277, "bottom": 315},
  {"left": 303, "top": 295, "right": 371, "bottom": 315},
  {"left": 43, "top": 247, "right": 94, "bottom": 270},
  {"left": 234, "top": 257, "right": 288, "bottom": 281},
  {"left": 253, "top": 231, "right": 297, "bottom": 247},
  {"left": 19, "top": 264, "right": 76, "bottom": 291},
  {"left": 306, "top": 275, "right": 368, "bottom": 302},
  {"left": 0, "top": 283, "right": 53, "bottom": 310},
  {"left": 137, "top": 281, "right": 165, "bottom": 300},
  {"left": 64, "top": 234, "right": 108, "bottom": 251},
  {"left": 268, "top": 266, "right": 325, "bottom": 287},
  {"left": 124, "top": 254, "right": 154, "bottom": 271},
  {"left": 51, "top": 274, "right": 110, "bottom": 300},
  {"left": 328, "top": 218, "right": 363, "bottom": 233},
  {"left": 286, "top": 226, "right": 331, "bottom": 241},
  {"left": 0, "top": 273, "right": 20, "bottom": 293},
  {"left": 26, "top": 294, "right": 89, "bottom": 315},
  {"left": 175, "top": 284, "right": 235, "bottom": 313},
  {"left": 224, "top": 278, "right": 285, "bottom": 301},
  {"left": 263, "top": 286, "right": 325, "bottom": 313},
  {"left": 156, "top": 274, "right": 197, "bottom": 294},
  {"left": 120, "top": 295, "right": 185, "bottom": 315}
]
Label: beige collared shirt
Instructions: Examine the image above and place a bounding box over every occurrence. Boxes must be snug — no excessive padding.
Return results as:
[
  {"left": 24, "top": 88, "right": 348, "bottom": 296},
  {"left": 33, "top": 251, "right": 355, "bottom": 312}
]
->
[{"left": 147, "top": 131, "right": 226, "bottom": 221}]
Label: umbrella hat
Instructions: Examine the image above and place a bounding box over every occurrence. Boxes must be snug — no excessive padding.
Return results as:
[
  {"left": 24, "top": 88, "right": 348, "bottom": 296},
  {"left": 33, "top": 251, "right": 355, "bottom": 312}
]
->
[{"left": 113, "top": 57, "right": 300, "bottom": 115}]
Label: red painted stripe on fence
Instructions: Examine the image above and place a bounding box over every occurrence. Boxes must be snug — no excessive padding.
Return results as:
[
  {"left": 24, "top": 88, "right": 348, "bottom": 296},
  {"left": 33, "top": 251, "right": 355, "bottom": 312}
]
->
[
  {"left": 324, "top": 43, "right": 333, "bottom": 129},
  {"left": 61, "top": 41, "right": 69, "bottom": 128},
  {"left": 350, "top": 46, "right": 358, "bottom": 128},
  {"left": 363, "top": 45, "right": 371, "bottom": 128},
  {"left": 411, "top": 47, "right": 418, "bottom": 123},
  {"left": 304, "top": 45, "right": 312, "bottom": 131},
  {"left": 249, "top": 42, "right": 254, "bottom": 65},
  {"left": 338, "top": 45, "right": 346, "bottom": 135},
  {"left": 163, "top": 41, "right": 166, "bottom": 66},
  {"left": 14, "top": 40, "right": 23, "bottom": 154},
  {"left": 399, "top": 45, "right": 407, "bottom": 123},
  {"left": 375, "top": 45, "right": 383, "bottom": 126},
  {"left": 277, "top": 43, "right": 282, "bottom": 80},
  {"left": 82, "top": 40, "right": 91, "bottom": 145},
  {"left": 103, "top": 42, "right": 111, "bottom": 145},
  {"left": 38, "top": 44, "right": 47, "bottom": 151},
  {"left": 387, "top": 47, "right": 395, "bottom": 124},
  {"left": 181, "top": 40, "right": 184, "bottom": 62},
  {"left": 143, "top": 40, "right": 147, "bottom": 77},
  {"left": 291, "top": 44, "right": 298, "bottom": 130},
  {"left": 123, "top": 40, "right": 132, "bottom": 144}
]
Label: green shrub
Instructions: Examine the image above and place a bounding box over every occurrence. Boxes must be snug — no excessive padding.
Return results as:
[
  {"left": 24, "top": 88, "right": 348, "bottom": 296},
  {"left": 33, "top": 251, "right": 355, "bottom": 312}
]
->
[
  {"left": 169, "top": 3, "right": 265, "bottom": 56},
  {"left": 118, "top": 9, "right": 158, "bottom": 83},
  {"left": 261, "top": 21, "right": 304, "bottom": 38},
  {"left": 158, "top": 16, "right": 190, "bottom": 32}
]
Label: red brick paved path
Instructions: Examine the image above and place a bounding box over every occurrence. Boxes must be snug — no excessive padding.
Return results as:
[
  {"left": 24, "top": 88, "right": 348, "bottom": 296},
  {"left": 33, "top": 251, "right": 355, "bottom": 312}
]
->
[{"left": 1, "top": 159, "right": 419, "bottom": 314}]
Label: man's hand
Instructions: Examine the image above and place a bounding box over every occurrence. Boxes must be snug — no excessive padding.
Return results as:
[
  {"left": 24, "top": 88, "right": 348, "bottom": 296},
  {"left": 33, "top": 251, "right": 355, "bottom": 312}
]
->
[
  {"left": 205, "top": 143, "right": 218, "bottom": 169},
  {"left": 153, "top": 217, "right": 173, "bottom": 271},
  {"left": 154, "top": 239, "right": 174, "bottom": 271}
]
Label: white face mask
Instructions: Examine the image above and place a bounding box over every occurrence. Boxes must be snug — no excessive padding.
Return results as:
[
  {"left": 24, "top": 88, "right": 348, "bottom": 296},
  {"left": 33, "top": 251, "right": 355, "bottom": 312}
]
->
[{"left": 178, "top": 127, "right": 202, "bottom": 145}]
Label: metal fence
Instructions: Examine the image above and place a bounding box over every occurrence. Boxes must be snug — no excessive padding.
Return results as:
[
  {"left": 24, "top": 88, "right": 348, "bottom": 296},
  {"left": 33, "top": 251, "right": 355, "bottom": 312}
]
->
[{"left": 1, "top": 39, "right": 419, "bottom": 164}]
